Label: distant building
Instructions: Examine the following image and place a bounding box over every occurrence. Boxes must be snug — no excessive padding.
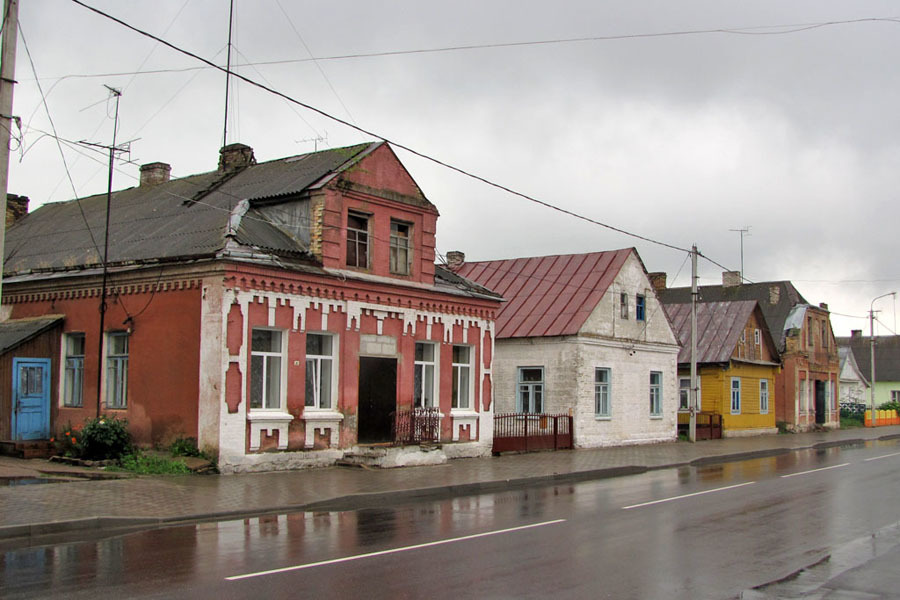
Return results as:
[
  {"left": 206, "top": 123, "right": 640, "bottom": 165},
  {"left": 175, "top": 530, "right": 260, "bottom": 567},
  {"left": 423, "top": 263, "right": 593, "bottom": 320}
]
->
[
  {"left": 661, "top": 299, "right": 780, "bottom": 438},
  {"left": 837, "top": 332, "right": 900, "bottom": 408},
  {"left": 0, "top": 142, "right": 502, "bottom": 470},
  {"left": 657, "top": 274, "right": 839, "bottom": 431},
  {"left": 458, "top": 248, "right": 680, "bottom": 448}
]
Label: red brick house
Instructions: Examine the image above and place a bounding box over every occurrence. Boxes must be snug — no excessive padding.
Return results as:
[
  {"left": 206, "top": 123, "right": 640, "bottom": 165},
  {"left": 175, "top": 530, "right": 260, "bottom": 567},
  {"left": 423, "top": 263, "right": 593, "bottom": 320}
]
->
[{"left": 1, "top": 142, "right": 501, "bottom": 471}]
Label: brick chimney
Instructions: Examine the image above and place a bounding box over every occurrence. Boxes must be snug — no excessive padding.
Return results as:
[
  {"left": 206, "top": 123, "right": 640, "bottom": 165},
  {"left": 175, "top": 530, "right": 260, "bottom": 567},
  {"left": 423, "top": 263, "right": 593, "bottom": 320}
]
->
[
  {"left": 139, "top": 162, "right": 171, "bottom": 187},
  {"left": 851, "top": 329, "right": 862, "bottom": 338},
  {"left": 446, "top": 251, "right": 465, "bottom": 269},
  {"left": 769, "top": 285, "right": 781, "bottom": 305},
  {"left": 219, "top": 143, "right": 256, "bottom": 173},
  {"left": 722, "top": 271, "right": 742, "bottom": 287},
  {"left": 819, "top": 302, "right": 829, "bottom": 311},
  {"left": 648, "top": 272, "right": 667, "bottom": 292},
  {"left": 6, "top": 194, "right": 28, "bottom": 227}
]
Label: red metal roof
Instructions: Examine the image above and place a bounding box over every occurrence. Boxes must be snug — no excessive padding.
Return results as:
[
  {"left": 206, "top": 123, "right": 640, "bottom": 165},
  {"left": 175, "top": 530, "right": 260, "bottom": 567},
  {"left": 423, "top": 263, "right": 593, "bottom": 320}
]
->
[{"left": 457, "top": 249, "right": 633, "bottom": 339}]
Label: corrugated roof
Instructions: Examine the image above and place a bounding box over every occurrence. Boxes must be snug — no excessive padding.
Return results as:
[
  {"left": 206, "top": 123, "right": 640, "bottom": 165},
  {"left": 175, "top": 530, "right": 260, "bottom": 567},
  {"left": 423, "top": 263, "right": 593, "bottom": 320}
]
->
[
  {"left": 0, "top": 316, "right": 63, "bottom": 355},
  {"left": 3, "top": 143, "right": 383, "bottom": 275},
  {"left": 657, "top": 281, "right": 807, "bottom": 351},
  {"left": 663, "top": 300, "right": 760, "bottom": 364},
  {"left": 457, "top": 249, "right": 632, "bottom": 338},
  {"left": 837, "top": 335, "right": 900, "bottom": 382}
]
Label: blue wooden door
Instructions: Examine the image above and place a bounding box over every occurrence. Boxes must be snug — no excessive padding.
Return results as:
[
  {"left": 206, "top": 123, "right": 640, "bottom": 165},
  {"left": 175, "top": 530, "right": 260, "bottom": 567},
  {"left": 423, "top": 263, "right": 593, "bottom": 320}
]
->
[{"left": 12, "top": 358, "right": 51, "bottom": 441}]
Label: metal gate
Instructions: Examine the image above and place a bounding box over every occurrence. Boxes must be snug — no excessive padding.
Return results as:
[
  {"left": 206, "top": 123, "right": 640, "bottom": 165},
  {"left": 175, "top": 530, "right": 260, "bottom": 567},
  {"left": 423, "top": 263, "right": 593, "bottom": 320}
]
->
[{"left": 492, "top": 413, "right": 573, "bottom": 453}]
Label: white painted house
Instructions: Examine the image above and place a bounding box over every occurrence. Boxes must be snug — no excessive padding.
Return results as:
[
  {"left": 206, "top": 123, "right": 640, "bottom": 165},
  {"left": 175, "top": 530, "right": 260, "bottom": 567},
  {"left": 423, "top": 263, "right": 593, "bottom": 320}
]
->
[{"left": 458, "top": 248, "right": 680, "bottom": 448}]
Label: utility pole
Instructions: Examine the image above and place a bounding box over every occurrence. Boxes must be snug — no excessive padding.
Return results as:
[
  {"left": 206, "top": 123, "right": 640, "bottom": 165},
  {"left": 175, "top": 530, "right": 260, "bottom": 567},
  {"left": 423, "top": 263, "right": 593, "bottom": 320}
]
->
[
  {"left": 729, "top": 226, "right": 750, "bottom": 282},
  {"left": 869, "top": 292, "right": 896, "bottom": 427},
  {"left": 222, "top": 0, "right": 235, "bottom": 148},
  {"left": 81, "top": 87, "right": 127, "bottom": 417},
  {"left": 0, "top": 0, "right": 20, "bottom": 304},
  {"left": 689, "top": 245, "right": 698, "bottom": 442}
]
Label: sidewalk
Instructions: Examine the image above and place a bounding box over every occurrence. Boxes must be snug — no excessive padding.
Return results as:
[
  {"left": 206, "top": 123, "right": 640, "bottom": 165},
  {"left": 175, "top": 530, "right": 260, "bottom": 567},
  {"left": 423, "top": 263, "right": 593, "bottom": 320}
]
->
[{"left": 2, "top": 426, "right": 899, "bottom": 545}]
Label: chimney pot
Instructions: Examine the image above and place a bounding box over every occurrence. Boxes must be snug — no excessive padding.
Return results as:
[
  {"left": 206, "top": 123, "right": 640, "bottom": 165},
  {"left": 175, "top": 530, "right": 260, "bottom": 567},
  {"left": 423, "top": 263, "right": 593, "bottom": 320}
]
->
[
  {"left": 219, "top": 143, "right": 256, "bottom": 173},
  {"left": 139, "top": 162, "right": 171, "bottom": 187},
  {"left": 446, "top": 251, "right": 465, "bottom": 269},
  {"left": 648, "top": 272, "right": 667, "bottom": 292},
  {"left": 722, "top": 271, "right": 742, "bottom": 287},
  {"left": 6, "top": 194, "right": 28, "bottom": 227}
]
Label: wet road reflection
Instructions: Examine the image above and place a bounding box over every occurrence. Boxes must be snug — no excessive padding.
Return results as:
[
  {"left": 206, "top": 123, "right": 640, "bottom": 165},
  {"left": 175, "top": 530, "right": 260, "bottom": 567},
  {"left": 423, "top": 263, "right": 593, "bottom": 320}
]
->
[{"left": 3, "top": 439, "right": 899, "bottom": 599}]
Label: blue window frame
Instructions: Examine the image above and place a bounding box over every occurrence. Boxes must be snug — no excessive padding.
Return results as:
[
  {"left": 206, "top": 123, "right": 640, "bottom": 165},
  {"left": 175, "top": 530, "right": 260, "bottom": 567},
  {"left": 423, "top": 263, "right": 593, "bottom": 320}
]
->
[{"left": 636, "top": 294, "right": 646, "bottom": 321}]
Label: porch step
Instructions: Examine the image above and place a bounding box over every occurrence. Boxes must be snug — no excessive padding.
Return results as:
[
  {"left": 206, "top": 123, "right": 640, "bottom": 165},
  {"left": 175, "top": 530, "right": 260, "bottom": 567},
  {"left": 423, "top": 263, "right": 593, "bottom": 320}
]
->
[
  {"left": 0, "top": 440, "right": 54, "bottom": 459},
  {"left": 337, "top": 446, "right": 389, "bottom": 468},
  {"left": 337, "top": 444, "right": 447, "bottom": 469}
]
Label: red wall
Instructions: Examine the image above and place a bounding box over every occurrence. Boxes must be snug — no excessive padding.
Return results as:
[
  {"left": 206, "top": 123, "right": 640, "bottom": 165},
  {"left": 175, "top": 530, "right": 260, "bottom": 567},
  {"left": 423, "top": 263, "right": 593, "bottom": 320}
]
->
[{"left": 9, "top": 284, "right": 202, "bottom": 445}]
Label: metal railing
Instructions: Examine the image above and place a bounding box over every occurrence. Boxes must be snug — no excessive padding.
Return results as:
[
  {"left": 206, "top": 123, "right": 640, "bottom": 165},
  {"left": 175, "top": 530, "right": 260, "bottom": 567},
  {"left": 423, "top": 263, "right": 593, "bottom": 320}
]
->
[
  {"left": 392, "top": 407, "right": 441, "bottom": 445},
  {"left": 492, "top": 413, "right": 573, "bottom": 453}
]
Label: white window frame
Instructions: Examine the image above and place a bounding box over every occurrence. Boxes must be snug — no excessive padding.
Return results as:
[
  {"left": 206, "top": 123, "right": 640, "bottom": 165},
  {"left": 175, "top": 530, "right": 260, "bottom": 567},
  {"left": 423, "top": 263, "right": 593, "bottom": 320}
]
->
[
  {"left": 346, "top": 211, "right": 370, "bottom": 269},
  {"left": 389, "top": 220, "right": 412, "bottom": 275},
  {"left": 414, "top": 341, "right": 437, "bottom": 408},
  {"left": 451, "top": 345, "right": 472, "bottom": 410},
  {"left": 517, "top": 366, "right": 544, "bottom": 413},
  {"left": 105, "top": 331, "right": 129, "bottom": 410},
  {"left": 250, "top": 328, "right": 286, "bottom": 411},
  {"left": 892, "top": 390, "right": 900, "bottom": 403},
  {"left": 760, "top": 379, "right": 769, "bottom": 414},
  {"left": 731, "top": 377, "right": 742, "bottom": 414},
  {"left": 62, "top": 332, "right": 85, "bottom": 408},
  {"left": 650, "top": 371, "right": 662, "bottom": 417},
  {"left": 305, "top": 332, "right": 337, "bottom": 410},
  {"left": 620, "top": 293, "right": 629, "bottom": 319},
  {"left": 595, "top": 368, "right": 611, "bottom": 418},
  {"left": 754, "top": 329, "right": 761, "bottom": 346}
]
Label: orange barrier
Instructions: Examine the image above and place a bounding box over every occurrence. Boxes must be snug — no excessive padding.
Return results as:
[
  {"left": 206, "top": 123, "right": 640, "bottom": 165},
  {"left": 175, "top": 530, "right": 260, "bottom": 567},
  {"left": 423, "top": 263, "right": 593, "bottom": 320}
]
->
[{"left": 863, "top": 409, "right": 899, "bottom": 427}]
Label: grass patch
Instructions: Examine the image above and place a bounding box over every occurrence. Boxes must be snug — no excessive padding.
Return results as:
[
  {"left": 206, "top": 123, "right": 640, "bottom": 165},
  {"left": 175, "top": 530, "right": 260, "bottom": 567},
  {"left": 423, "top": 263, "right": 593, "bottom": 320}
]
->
[
  {"left": 840, "top": 414, "right": 865, "bottom": 429},
  {"left": 116, "top": 452, "right": 192, "bottom": 475}
]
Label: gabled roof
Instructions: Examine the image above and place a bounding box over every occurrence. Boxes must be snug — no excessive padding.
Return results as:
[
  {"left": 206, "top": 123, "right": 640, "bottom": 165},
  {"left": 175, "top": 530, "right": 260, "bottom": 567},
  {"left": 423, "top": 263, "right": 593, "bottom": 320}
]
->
[
  {"left": 657, "top": 281, "right": 808, "bottom": 351},
  {"left": 4, "top": 142, "right": 403, "bottom": 276},
  {"left": 662, "top": 300, "right": 776, "bottom": 365},
  {"left": 456, "top": 249, "right": 633, "bottom": 338},
  {"left": 837, "top": 335, "right": 900, "bottom": 382},
  {"left": 0, "top": 316, "right": 63, "bottom": 355},
  {"left": 838, "top": 346, "right": 869, "bottom": 385}
]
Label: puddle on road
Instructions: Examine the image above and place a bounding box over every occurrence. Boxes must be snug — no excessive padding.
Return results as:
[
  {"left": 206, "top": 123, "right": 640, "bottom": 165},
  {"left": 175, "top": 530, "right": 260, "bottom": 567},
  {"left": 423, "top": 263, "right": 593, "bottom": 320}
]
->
[{"left": 0, "top": 477, "right": 62, "bottom": 487}]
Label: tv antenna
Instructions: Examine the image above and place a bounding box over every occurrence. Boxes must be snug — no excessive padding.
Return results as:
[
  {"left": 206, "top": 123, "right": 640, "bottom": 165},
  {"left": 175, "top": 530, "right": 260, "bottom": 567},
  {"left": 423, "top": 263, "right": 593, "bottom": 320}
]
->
[{"left": 729, "top": 226, "right": 751, "bottom": 282}]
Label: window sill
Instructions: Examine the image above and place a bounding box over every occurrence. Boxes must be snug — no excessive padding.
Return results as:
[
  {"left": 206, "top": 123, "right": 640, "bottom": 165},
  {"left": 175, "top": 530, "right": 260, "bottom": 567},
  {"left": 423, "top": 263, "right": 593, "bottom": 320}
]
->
[
  {"left": 247, "top": 411, "right": 294, "bottom": 451},
  {"left": 595, "top": 416, "right": 612, "bottom": 421},
  {"left": 302, "top": 411, "right": 344, "bottom": 449},
  {"left": 649, "top": 415, "right": 663, "bottom": 420},
  {"left": 450, "top": 409, "right": 478, "bottom": 418}
]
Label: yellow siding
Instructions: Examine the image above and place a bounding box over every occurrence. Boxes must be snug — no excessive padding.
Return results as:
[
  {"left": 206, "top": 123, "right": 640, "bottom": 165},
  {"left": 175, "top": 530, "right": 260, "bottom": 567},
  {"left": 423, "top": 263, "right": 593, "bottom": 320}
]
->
[{"left": 678, "top": 363, "right": 777, "bottom": 432}]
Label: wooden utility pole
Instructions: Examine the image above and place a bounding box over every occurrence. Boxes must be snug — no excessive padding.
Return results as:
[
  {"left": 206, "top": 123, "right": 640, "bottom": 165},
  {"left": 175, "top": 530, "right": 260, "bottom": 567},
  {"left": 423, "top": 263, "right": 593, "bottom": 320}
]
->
[
  {"left": 0, "top": 0, "right": 19, "bottom": 304},
  {"left": 689, "top": 245, "right": 698, "bottom": 442}
]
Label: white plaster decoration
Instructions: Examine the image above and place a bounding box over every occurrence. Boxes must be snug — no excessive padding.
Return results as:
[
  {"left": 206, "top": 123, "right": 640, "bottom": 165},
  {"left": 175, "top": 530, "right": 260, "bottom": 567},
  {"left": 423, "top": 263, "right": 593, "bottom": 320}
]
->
[
  {"left": 248, "top": 411, "right": 294, "bottom": 450},
  {"left": 267, "top": 303, "right": 276, "bottom": 326},
  {"left": 451, "top": 410, "right": 479, "bottom": 441},
  {"left": 302, "top": 411, "right": 344, "bottom": 448}
]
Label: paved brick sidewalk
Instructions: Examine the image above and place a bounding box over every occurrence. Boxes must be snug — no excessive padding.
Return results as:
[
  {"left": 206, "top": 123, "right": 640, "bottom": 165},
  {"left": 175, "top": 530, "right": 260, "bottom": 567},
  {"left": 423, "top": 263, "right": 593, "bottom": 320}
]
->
[{"left": 2, "top": 426, "right": 898, "bottom": 543}]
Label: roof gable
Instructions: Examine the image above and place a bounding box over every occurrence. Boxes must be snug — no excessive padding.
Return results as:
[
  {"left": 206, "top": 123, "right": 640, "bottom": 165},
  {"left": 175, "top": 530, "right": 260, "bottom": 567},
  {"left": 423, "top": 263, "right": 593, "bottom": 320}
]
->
[
  {"left": 837, "top": 335, "right": 900, "bottom": 382},
  {"left": 457, "top": 249, "right": 632, "bottom": 338}
]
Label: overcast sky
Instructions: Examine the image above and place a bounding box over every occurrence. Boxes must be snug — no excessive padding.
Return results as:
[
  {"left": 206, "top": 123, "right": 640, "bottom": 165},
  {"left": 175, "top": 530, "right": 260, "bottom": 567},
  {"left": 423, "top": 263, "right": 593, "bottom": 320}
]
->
[{"left": 9, "top": 1, "right": 900, "bottom": 335}]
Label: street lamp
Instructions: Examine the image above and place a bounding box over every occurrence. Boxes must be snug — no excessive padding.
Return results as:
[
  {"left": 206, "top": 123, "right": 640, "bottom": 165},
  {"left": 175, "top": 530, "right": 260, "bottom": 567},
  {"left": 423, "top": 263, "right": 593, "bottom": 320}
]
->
[{"left": 869, "top": 292, "right": 896, "bottom": 426}]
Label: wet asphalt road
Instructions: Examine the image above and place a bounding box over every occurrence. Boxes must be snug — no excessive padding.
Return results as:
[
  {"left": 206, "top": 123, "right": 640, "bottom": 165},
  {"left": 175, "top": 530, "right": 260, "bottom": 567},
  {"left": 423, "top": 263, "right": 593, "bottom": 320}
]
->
[{"left": 3, "top": 439, "right": 900, "bottom": 600}]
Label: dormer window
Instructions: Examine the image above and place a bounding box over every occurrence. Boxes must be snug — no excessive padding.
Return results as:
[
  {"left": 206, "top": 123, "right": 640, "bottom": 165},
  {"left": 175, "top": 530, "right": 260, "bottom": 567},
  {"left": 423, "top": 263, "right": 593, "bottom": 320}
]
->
[
  {"left": 347, "top": 212, "right": 369, "bottom": 268},
  {"left": 390, "top": 220, "right": 411, "bottom": 275}
]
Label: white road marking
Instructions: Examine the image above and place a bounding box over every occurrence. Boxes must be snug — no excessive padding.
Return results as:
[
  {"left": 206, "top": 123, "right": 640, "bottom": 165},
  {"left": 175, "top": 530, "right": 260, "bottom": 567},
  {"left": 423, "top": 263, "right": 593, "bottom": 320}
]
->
[
  {"left": 226, "top": 519, "right": 567, "bottom": 581},
  {"left": 864, "top": 452, "right": 900, "bottom": 462},
  {"left": 621, "top": 481, "right": 755, "bottom": 510},
  {"left": 780, "top": 463, "right": 850, "bottom": 478}
]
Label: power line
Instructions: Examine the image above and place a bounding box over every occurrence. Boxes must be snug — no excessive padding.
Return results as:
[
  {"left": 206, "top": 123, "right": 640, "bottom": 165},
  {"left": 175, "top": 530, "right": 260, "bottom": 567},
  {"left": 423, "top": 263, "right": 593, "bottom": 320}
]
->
[
  {"left": 28, "top": 15, "right": 900, "bottom": 85},
  {"left": 70, "top": 0, "right": 698, "bottom": 260}
]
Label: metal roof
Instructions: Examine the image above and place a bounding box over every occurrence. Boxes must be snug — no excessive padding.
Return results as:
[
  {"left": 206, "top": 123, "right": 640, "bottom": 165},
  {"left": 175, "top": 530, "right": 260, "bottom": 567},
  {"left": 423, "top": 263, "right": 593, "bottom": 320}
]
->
[
  {"left": 3, "top": 143, "right": 387, "bottom": 275},
  {"left": 657, "top": 281, "right": 808, "bottom": 352},
  {"left": 0, "top": 316, "right": 63, "bottom": 355},
  {"left": 663, "top": 300, "right": 764, "bottom": 364},
  {"left": 837, "top": 335, "right": 900, "bottom": 383},
  {"left": 457, "top": 249, "right": 632, "bottom": 338}
]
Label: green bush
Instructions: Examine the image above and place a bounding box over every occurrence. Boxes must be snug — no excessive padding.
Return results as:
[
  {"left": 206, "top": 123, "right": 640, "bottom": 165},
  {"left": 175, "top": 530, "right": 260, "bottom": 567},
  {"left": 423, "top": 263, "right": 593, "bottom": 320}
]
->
[
  {"left": 117, "top": 452, "right": 191, "bottom": 475},
  {"left": 841, "top": 413, "right": 865, "bottom": 428},
  {"left": 169, "top": 436, "right": 202, "bottom": 458},
  {"left": 877, "top": 401, "right": 900, "bottom": 412},
  {"left": 79, "top": 416, "right": 133, "bottom": 461}
]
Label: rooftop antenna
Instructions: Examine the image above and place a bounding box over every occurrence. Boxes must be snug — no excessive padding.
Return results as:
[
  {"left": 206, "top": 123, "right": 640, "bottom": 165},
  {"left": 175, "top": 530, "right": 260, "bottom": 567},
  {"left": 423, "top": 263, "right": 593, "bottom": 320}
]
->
[
  {"left": 295, "top": 133, "right": 328, "bottom": 151},
  {"left": 729, "top": 226, "right": 751, "bottom": 282},
  {"left": 222, "top": 0, "right": 235, "bottom": 148}
]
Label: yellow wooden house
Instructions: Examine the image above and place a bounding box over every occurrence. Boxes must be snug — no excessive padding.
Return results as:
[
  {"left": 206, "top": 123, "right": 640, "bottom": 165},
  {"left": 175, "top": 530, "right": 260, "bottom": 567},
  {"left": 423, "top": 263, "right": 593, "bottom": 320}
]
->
[{"left": 663, "top": 300, "right": 780, "bottom": 438}]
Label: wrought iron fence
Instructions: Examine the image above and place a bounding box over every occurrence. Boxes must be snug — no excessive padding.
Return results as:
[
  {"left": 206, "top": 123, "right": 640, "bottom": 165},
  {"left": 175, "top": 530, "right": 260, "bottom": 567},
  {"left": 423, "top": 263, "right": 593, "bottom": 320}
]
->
[
  {"left": 492, "top": 413, "right": 573, "bottom": 453},
  {"left": 840, "top": 401, "right": 867, "bottom": 415},
  {"left": 392, "top": 407, "right": 441, "bottom": 445}
]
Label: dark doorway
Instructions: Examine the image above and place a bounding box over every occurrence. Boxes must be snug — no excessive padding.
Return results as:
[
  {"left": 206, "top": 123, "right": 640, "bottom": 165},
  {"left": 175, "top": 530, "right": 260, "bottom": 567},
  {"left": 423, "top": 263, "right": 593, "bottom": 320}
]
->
[
  {"left": 357, "top": 357, "right": 397, "bottom": 443},
  {"left": 814, "top": 380, "right": 826, "bottom": 425}
]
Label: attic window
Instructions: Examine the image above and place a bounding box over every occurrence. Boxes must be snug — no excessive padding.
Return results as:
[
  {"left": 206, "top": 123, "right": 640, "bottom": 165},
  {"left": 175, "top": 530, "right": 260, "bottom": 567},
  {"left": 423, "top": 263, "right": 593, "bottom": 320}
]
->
[
  {"left": 620, "top": 293, "right": 628, "bottom": 319},
  {"left": 347, "top": 212, "right": 369, "bottom": 269},
  {"left": 390, "top": 220, "right": 411, "bottom": 275}
]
